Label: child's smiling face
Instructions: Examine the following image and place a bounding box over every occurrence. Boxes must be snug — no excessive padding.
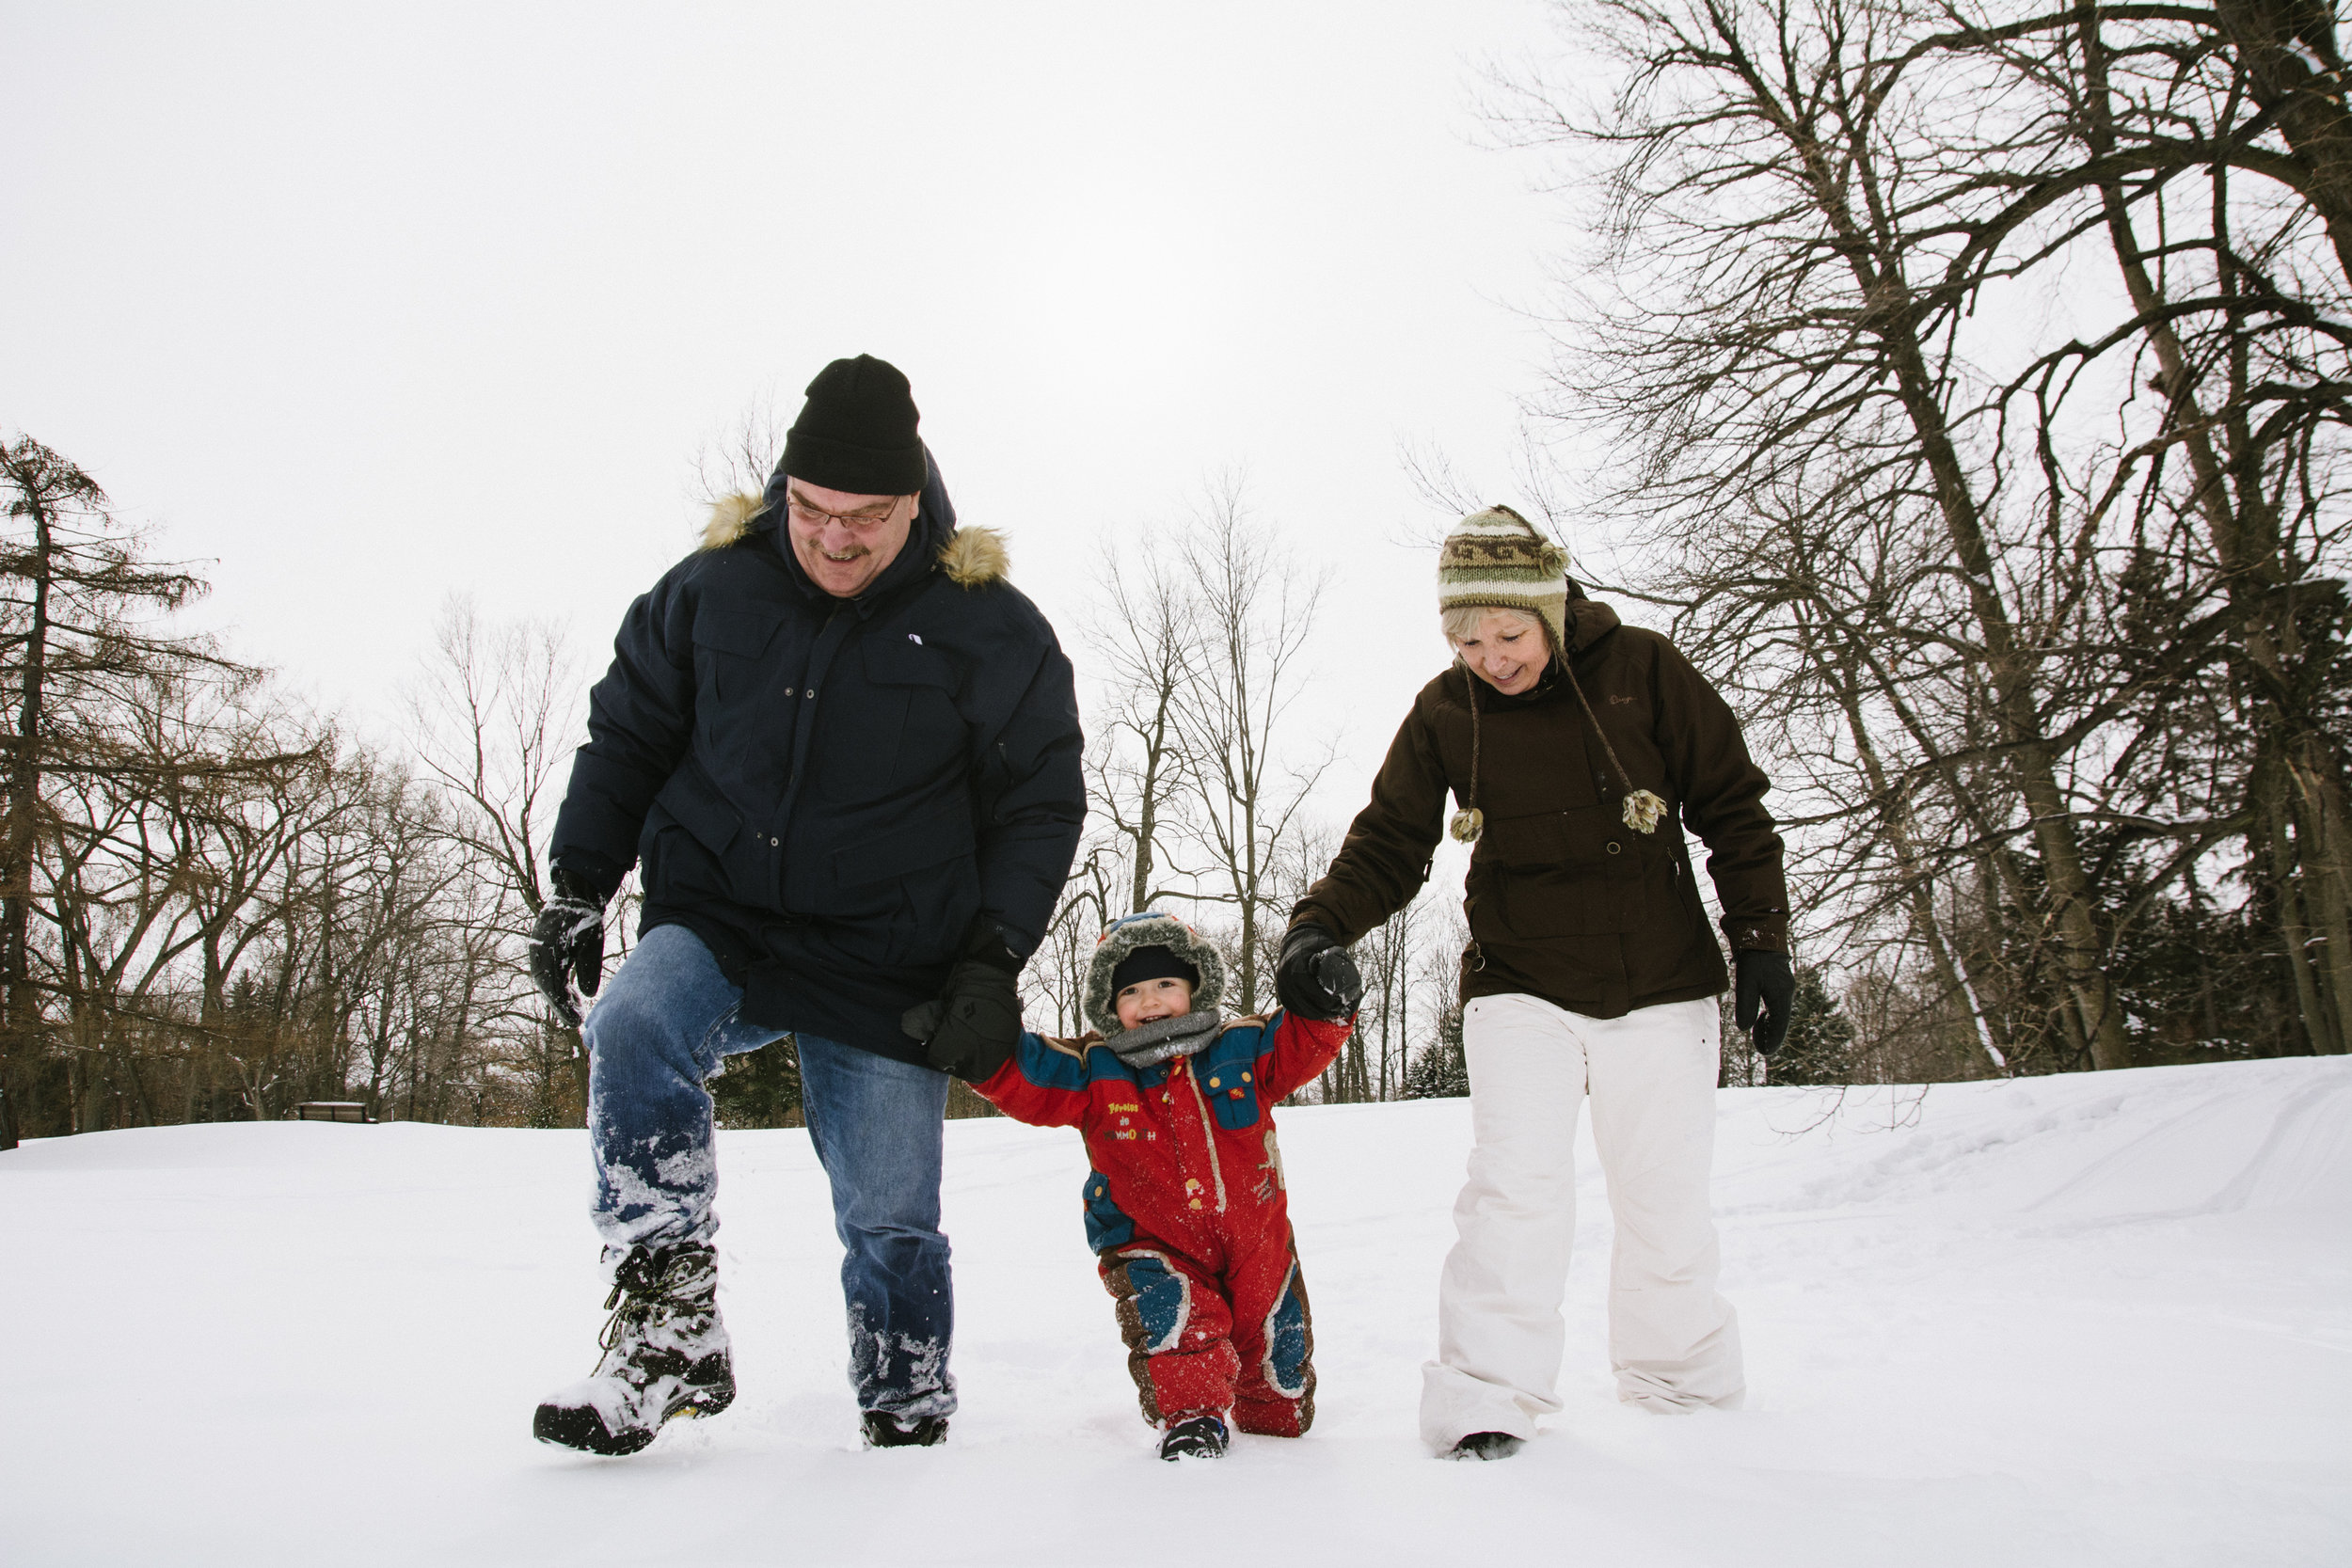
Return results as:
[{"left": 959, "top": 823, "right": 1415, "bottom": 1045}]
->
[{"left": 1115, "top": 975, "right": 1194, "bottom": 1031}]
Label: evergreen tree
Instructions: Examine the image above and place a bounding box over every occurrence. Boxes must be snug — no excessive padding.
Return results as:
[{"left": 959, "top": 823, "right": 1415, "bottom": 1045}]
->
[
  {"left": 1769, "top": 964, "right": 1858, "bottom": 1086},
  {"left": 708, "top": 1036, "right": 803, "bottom": 1128},
  {"left": 1400, "top": 1005, "right": 1469, "bottom": 1099},
  {"left": 1, "top": 436, "right": 238, "bottom": 1147}
]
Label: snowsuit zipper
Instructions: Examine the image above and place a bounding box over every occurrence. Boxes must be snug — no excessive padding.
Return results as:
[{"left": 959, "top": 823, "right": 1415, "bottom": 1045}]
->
[{"left": 1177, "top": 1056, "right": 1228, "bottom": 1215}]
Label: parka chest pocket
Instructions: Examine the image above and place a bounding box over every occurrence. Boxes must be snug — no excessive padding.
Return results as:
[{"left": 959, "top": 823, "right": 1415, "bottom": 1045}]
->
[
  {"left": 862, "top": 635, "right": 960, "bottom": 697},
  {"left": 839, "top": 636, "right": 966, "bottom": 793},
  {"left": 691, "top": 608, "right": 782, "bottom": 705},
  {"left": 1200, "top": 1061, "right": 1263, "bottom": 1131}
]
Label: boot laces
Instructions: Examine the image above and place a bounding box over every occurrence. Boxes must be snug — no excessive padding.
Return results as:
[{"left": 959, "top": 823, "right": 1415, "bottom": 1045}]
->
[{"left": 598, "top": 1245, "right": 712, "bottom": 1354}]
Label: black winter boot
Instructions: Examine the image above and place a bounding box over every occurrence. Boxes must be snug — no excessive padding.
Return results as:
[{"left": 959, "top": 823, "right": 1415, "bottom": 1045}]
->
[
  {"left": 1159, "top": 1414, "right": 1230, "bottom": 1461},
  {"left": 861, "top": 1411, "right": 949, "bottom": 1449},
  {"left": 533, "top": 1243, "right": 735, "bottom": 1455},
  {"left": 1446, "top": 1430, "right": 1523, "bottom": 1461}
]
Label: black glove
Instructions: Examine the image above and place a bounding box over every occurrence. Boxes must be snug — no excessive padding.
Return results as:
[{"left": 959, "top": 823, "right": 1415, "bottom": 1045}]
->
[
  {"left": 528, "top": 868, "right": 609, "bottom": 1028},
  {"left": 1275, "top": 922, "right": 1364, "bottom": 1022},
  {"left": 1735, "top": 948, "right": 1795, "bottom": 1057},
  {"left": 902, "top": 917, "right": 1025, "bottom": 1083}
]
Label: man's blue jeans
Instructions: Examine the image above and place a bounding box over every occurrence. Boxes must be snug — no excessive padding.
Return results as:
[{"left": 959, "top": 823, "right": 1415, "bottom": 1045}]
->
[{"left": 582, "top": 922, "right": 955, "bottom": 1421}]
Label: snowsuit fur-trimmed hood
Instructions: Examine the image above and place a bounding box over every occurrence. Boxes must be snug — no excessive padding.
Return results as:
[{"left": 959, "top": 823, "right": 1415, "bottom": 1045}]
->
[{"left": 1085, "top": 911, "right": 1228, "bottom": 1038}]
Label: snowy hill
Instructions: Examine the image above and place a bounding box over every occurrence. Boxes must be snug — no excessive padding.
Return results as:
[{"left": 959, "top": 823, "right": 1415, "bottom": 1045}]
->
[{"left": 5, "top": 1058, "right": 2347, "bottom": 1566}]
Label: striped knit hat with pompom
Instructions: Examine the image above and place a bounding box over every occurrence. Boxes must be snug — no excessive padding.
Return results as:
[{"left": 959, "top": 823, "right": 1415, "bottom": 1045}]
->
[{"left": 1438, "top": 504, "right": 1571, "bottom": 657}]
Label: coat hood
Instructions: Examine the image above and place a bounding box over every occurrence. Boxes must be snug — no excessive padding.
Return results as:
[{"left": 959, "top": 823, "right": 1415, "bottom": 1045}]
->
[
  {"left": 1563, "top": 593, "right": 1620, "bottom": 656},
  {"left": 1085, "top": 911, "right": 1228, "bottom": 1037},
  {"left": 698, "top": 443, "right": 1009, "bottom": 594}
]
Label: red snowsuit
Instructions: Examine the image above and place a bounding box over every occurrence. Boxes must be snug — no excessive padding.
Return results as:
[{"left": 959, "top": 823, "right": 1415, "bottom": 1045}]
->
[{"left": 977, "top": 1009, "right": 1348, "bottom": 1434}]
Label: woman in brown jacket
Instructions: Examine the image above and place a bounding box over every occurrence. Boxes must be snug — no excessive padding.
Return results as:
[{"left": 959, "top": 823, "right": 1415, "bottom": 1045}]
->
[{"left": 1274, "top": 505, "right": 1794, "bottom": 1460}]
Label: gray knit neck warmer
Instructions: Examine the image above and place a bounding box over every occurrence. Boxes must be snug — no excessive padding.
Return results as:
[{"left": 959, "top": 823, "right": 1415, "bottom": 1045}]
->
[{"left": 1107, "top": 1009, "right": 1221, "bottom": 1069}]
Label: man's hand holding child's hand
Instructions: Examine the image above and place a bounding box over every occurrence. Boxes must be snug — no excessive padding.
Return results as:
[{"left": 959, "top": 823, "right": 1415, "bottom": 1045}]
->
[{"left": 905, "top": 916, "right": 1025, "bottom": 1082}]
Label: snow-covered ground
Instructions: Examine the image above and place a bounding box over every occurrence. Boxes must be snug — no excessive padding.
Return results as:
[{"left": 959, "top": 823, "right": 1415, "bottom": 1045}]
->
[{"left": 5, "top": 1057, "right": 2348, "bottom": 1567}]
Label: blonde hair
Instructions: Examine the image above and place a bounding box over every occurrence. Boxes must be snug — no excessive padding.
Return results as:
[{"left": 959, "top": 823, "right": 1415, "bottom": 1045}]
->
[{"left": 1440, "top": 604, "right": 1549, "bottom": 648}]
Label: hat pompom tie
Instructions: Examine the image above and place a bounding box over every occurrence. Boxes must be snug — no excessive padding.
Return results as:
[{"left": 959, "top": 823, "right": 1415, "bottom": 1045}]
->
[
  {"left": 1622, "top": 789, "right": 1667, "bottom": 834},
  {"left": 1450, "top": 807, "right": 1485, "bottom": 844}
]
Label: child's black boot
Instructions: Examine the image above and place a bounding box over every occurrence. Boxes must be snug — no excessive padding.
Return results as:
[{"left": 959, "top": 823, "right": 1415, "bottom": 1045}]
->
[{"left": 1159, "top": 1414, "right": 1230, "bottom": 1461}]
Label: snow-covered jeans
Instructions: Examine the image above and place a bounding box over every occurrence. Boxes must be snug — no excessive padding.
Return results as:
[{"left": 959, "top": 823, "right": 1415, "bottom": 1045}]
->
[
  {"left": 1420, "top": 992, "right": 1742, "bottom": 1450},
  {"left": 583, "top": 922, "right": 956, "bottom": 1422}
]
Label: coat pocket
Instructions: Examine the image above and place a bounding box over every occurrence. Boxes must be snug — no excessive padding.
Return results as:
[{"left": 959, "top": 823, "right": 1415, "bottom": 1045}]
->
[
  {"left": 691, "top": 608, "right": 781, "bottom": 705},
  {"left": 833, "top": 803, "right": 975, "bottom": 887},
  {"left": 653, "top": 760, "right": 743, "bottom": 856},
  {"left": 1195, "top": 1043, "right": 1270, "bottom": 1128},
  {"left": 1083, "top": 1170, "right": 1136, "bottom": 1251},
  {"left": 862, "top": 634, "right": 957, "bottom": 691},
  {"left": 691, "top": 607, "right": 778, "bottom": 658},
  {"left": 1470, "top": 806, "right": 1646, "bottom": 937},
  {"left": 840, "top": 635, "right": 965, "bottom": 795},
  {"left": 1199, "top": 1056, "right": 1263, "bottom": 1131}
]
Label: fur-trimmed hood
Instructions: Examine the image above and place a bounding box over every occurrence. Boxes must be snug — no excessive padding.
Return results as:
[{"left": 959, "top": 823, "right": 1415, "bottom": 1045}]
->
[
  {"left": 697, "top": 464, "right": 1009, "bottom": 591},
  {"left": 1085, "top": 911, "right": 1228, "bottom": 1037}
]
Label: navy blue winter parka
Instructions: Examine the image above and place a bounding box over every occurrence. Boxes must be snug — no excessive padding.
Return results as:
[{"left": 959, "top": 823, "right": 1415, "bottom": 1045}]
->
[{"left": 549, "top": 453, "right": 1085, "bottom": 1064}]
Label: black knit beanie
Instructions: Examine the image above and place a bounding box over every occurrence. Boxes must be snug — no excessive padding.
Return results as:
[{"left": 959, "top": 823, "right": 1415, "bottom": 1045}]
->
[
  {"left": 1110, "top": 944, "right": 1198, "bottom": 996},
  {"left": 781, "top": 356, "right": 926, "bottom": 496}
]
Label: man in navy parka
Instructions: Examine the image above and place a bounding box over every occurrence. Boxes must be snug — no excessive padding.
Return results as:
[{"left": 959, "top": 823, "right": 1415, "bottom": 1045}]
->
[{"left": 527, "top": 356, "right": 1084, "bottom": 1457}]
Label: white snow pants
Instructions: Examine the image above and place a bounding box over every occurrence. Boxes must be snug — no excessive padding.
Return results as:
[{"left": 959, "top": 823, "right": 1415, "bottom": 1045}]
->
[{"left": 1420, "top": 991, "right": 1743, "bottom": 1449}]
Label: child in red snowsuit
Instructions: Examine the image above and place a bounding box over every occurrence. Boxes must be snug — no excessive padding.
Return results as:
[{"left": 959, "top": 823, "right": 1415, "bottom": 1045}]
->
[{"left": 976, "top": 911, "right": 1357, "bottom": 1459}]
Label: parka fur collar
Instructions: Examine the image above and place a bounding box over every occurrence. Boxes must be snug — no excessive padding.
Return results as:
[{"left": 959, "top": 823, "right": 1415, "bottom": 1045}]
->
[{"left": 698, "top": 490, "right": 1010, "bottom": 589}]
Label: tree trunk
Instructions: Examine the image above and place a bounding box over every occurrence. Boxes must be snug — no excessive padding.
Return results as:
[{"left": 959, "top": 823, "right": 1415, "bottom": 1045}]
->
[
  {"left": 0, "top": 477, "right": 54, "bottom": 1147},
  {"left": 2081, "top": 21, "right": 2352, "bottom": 1057},
  {"left": 1732, "top": 30, "right": 2135, "bottom": 1069},
  {"left": 2215, "top": 0, "right": 2352, "bottom": 287},
  {"left": 2288, "top": 754, "right": 2352, "bottom": 1053},
  {"left": 2260, "top": 765, "right": 2341, "bottom": 1054}
]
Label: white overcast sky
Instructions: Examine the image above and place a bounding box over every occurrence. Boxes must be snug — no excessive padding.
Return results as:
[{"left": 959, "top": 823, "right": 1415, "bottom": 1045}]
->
[{"left": 5, "top": 1, "right": 1602, "bottom": 823}]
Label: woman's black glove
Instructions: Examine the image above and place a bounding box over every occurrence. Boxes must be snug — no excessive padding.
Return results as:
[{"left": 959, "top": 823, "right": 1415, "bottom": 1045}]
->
[
  {"left": 1275, "top": 922, "right": 1364, "bottom": 1022},
  {"left": 1735, "top": 949, "right": 1796, "bottom": 1056},
  {"left": 528, "top": 868, "right": 609, "bottom": 1028},
  {"left": 902, "top": 917, "right": 1025, "bottom": 1083}
]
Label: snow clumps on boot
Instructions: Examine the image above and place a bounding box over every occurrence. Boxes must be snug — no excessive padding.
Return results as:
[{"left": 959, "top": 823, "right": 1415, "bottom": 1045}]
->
[{"left": 533, "top": 1243, "right": 734, "bottom": 1456}]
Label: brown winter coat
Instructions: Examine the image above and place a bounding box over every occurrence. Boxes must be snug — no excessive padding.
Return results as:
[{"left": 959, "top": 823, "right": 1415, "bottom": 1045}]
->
[{"left": 1293, "top": 595, "right": 1788, "bottom": 1020}]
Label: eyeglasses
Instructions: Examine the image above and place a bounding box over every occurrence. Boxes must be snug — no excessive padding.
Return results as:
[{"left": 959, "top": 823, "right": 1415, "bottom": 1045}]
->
[{"left": 786, "top": 495, "right": 906, "bottom": 533}]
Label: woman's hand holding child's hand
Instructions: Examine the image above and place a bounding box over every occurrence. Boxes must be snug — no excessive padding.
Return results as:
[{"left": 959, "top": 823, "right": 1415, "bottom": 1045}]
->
[{"left": 1275, "top": 924, "right": 1364, "bottom": 1022}]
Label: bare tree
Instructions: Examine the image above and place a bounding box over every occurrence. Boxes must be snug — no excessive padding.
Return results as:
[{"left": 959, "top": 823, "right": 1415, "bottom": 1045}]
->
[
  {"left": 1351, "top": 888, "right": 1432, "bottom": 1102},
  {"left": 1167, "top": 482, "right": 1338, "bottom": 1015},
  {"left": 1023, "top": 845, "right": 1121, "bottom": 1038},
  {"left": 405, "top": 596, "right": 593, "bottom": 1108},
  {"left": 692, "top": 393, "right": 788, "bottom": 513},
  {"left": 1084, "top": 539, "right": 1200, "bottom": 914},
  {"left": 1502, "top": 1, "right": 2352, "bottom": 1074}
]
